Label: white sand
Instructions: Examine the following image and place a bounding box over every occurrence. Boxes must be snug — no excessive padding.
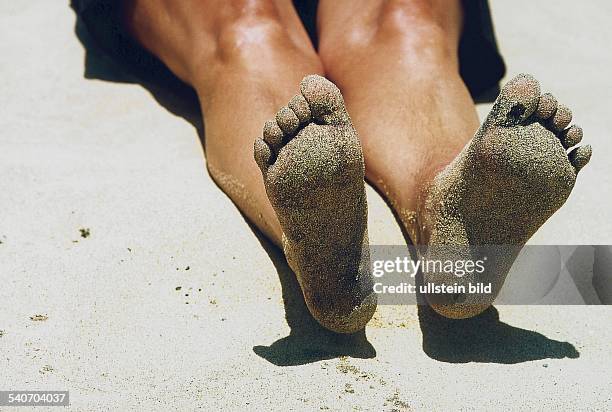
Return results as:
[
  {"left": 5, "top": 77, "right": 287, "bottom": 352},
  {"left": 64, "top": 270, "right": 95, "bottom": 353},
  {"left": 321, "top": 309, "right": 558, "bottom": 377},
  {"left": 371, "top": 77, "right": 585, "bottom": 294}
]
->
[{"left": 0, "top": 1, "right": 610, "bottom": 410}]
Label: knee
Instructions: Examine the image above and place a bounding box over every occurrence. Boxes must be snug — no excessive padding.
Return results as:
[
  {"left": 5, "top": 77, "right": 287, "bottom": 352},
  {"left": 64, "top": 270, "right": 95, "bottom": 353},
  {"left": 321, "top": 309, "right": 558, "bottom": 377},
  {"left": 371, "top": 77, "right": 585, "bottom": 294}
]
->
[
  {"left": 215, "top": 1, "right": 288, "bottom": 59},
  {"left": 319, "top": 0, "right": 454, "bottom": 68},
  {"left": 378, "top": 0, "right": 458, "bottom": 46},
  {"left": 221, "top": 0, "right": 280, "bottom": 22},
  {"left": 378, "top": 0, "right": 443, "bottom": 31}
]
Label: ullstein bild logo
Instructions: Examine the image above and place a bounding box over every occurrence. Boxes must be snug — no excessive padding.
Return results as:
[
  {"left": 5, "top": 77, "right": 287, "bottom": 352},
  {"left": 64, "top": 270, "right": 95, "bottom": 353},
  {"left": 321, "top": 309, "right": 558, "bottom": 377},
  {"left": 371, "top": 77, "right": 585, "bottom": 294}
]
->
[{"left": 368, "top": 245, "right": 612, "bottom": 305}]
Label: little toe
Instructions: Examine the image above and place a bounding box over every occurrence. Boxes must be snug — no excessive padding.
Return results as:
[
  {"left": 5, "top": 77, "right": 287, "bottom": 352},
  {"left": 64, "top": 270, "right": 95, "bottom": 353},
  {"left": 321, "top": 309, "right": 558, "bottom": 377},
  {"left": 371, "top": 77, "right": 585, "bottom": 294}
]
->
[
  {"left": 263, "top": 119, "right": 284, "bottom": 149},
  {"left": 493, "top": 73, "right": 541, "bottom": 125},
  {"left": 559, "top": 125, "right": 583, "bottom": 149},
  {"left": 535, "top": 93, "right": 558, "bottom": 120},
  {"left": 288, "top": 94, "right": 311, "bottom": 124},
  {"left": 254, "top": 138, "right": 273, "bottom": 172},
  {"left": 549, "top": 104, "right": 572, "bottom": 132},
  {"left": 300, "top": 74, "right": 347, "bottom": 124},
  {"left": 276, "top": 106, "right": 300, "bottom": 135},
  {"left": 568, "top": 145, "right": 592, "bottom": 173}
]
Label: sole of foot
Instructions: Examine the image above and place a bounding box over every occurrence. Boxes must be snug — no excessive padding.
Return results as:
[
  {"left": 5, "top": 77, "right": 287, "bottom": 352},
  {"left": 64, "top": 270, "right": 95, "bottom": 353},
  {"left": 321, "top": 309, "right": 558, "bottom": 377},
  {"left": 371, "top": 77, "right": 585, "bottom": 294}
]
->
[
  {"left": 254, "top": 75, "right": 376, "bottom": 333},
  {"left": 418, "top": 73, "right": 592, "bottom": 319}
]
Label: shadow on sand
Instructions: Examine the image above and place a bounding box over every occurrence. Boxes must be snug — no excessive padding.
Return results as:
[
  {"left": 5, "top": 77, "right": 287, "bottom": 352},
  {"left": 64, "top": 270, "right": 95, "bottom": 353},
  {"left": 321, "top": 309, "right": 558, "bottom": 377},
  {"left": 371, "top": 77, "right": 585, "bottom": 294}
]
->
[
  {"left": 417, "top": 303, "right": 579, "bottom": 364},
  {"left": 73, "top": 6, "right": 578, "bottom": 367},
  {"left": 72, "top": 11, "right": 204, "bottom": 141},
  {"left": 250, "top": 226, "right": 376, "bottom": 366}
]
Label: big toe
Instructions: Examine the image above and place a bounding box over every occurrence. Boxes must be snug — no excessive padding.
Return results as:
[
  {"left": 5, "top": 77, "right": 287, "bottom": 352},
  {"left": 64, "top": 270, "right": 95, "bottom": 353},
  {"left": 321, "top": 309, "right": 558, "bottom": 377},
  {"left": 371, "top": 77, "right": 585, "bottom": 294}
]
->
[
  {"left": 300, "top": 74, "right": 348, "bottom": 124},
  {"left": 492, "top": 73, "right": 541, "bottom": 126}
]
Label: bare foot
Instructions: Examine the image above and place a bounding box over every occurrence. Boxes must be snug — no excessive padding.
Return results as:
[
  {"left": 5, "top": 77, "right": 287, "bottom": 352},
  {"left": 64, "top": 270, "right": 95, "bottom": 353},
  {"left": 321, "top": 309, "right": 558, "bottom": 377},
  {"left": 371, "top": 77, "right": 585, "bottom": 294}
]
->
[
  {"left": 254, "top": 75, "right": 376, "bottom": 333},
  {"left": 419, "top": 74, "right": 592, "bottom": 318}
]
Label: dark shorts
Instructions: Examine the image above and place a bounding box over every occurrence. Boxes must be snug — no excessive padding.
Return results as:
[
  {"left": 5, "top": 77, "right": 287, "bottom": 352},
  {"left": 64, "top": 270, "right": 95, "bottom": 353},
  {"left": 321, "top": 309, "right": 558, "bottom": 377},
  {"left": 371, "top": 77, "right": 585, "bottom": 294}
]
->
[{"left": 71, "top": 0, "right": 506, "bottom": 101}]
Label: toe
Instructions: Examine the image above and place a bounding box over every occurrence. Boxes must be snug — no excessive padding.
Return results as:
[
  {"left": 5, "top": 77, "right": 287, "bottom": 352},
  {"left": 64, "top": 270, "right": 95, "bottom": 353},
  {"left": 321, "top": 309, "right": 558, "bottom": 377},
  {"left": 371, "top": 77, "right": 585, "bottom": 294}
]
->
[
  {"left": 549, "top": 104, "right": 572, "bottom": 132},
  {"left": 568, "top": 144, "right": 592, "bottom": 173},
  {"left": 559, "top": 125, "right": 583, "bottom": 149},
  {"left": 276, "top": 106, "right": 300, "bottom": 135},
  {"left": 492, "top": 73, "right": 541, "bottom": 126},
  {"left": 535, "top": 93, "right": 558, "bottom": 120},
  {"left": 254, "top": 138, "right": 273, "bottom": 173},
  {"left": 300, "top": 74, "right": 348, "bottom": 124},
  {"left": 263, "top": 119, "right": 284, "bottom": 148},
  {"left": 288, "top": 94, "right": 311, "bottom": 124}
]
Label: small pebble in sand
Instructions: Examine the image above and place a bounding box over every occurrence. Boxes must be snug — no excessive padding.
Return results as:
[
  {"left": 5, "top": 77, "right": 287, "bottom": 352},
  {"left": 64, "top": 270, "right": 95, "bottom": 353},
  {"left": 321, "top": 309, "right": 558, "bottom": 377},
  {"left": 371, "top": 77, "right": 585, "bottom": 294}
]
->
[
  {"left": 40, "top": 365, "right": 53, "bottom": 374},
  {"left": 79, "top": 228, "right": 90, "bottom": 238},
  {"left": 30, "top": 314, "right": 48, "bottom": 321},
  {"left": 175, "top": 286, "right": 182, "bottom": 291}
]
